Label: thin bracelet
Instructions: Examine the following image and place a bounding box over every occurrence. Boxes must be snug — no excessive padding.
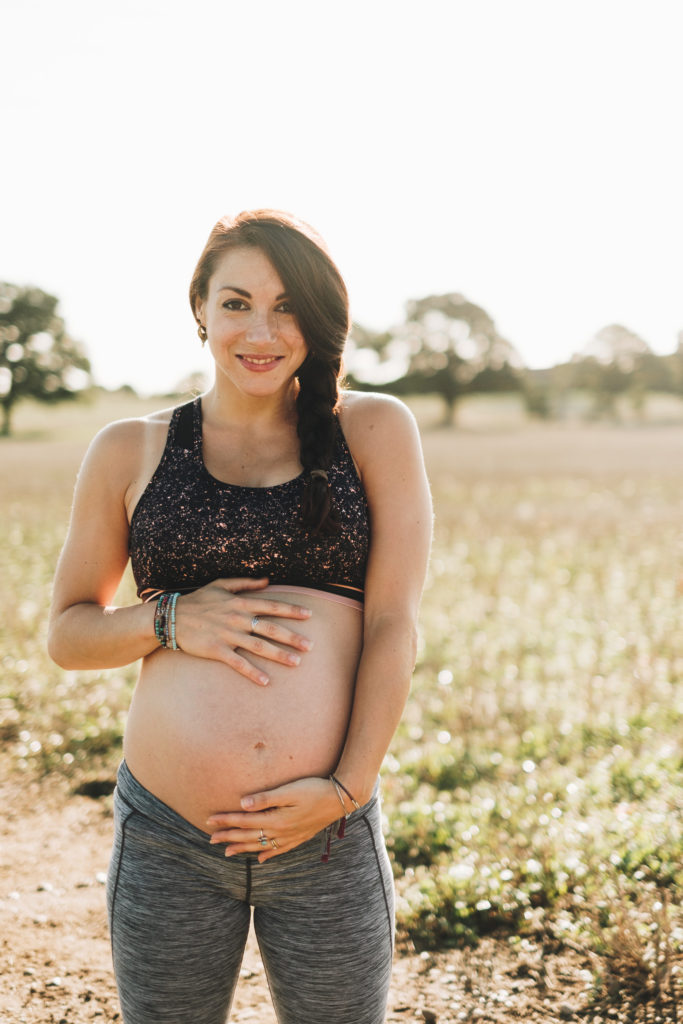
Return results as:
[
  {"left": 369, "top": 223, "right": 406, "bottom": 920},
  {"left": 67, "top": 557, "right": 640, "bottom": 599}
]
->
[
  {"left": 154, "top": 592, "right": 170, "bottom": 645},
  {"left": 329, "top": 777, "right": 349, "bottom": 817},
  {"left": 169, "top": 591, "right": 180, "bottom": 651},
  {"left": 163, "top": 594, "right": 172, "bottom": 647},
  {"left": 323, "top": 778, "right": 353, "bottom": 863},
  {"left": 329, "top": 773, "right": 360, "bottom": 811}
]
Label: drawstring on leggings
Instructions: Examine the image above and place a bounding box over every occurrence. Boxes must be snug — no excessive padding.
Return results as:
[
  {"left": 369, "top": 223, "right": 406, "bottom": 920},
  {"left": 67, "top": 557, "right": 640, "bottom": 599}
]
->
[{"left": 321, "top": 816, "right": 347, "bottom": 863}]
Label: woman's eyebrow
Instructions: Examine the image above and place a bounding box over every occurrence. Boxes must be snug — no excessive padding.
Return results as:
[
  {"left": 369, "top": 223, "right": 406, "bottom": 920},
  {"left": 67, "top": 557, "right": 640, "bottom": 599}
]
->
[{"left": 218, "top": 285, "right": 288, "bottom": 300}]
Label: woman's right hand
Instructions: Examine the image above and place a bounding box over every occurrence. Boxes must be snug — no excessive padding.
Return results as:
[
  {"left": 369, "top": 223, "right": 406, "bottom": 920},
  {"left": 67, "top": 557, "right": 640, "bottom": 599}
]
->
[{"left": 173, "top": 577, "right": 313, "bottom": 686}]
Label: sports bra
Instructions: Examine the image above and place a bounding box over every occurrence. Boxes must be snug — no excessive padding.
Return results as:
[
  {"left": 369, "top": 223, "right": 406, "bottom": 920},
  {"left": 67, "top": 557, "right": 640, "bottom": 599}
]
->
[{"left": 129, "top": 398, "right": 370, "bottom": 604}]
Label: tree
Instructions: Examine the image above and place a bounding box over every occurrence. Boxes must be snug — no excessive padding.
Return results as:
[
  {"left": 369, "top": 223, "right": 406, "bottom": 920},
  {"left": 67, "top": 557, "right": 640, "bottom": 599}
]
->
[
  {"left": 349, "top": 294, "right": 523, "bottom": 423},
  {"left": 0, "top": 283, "right": 91, "bottom": 436},
  {"left": 571, "top": 324, "right": 653, "bottom": 418},
  {"left": 578, "top": 323, "right": 651, "bottom": 370}
]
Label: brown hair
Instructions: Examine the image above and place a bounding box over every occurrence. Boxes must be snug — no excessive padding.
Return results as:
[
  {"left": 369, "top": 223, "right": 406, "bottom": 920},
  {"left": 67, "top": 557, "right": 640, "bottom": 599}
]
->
[{"left": 189, "top": 209, "right": 350, "bottom": 534}]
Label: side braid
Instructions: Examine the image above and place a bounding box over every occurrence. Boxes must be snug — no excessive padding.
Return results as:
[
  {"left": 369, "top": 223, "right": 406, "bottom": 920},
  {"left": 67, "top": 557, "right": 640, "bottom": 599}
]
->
[{"left": 296, "top": 356, "right": 341, "bottom": 535}]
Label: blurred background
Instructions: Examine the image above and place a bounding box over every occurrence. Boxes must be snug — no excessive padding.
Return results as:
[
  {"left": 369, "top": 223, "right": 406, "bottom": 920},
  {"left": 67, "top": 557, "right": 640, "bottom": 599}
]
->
[{"left": 2, "top": 2, "right": 682, "bottom": 1016}]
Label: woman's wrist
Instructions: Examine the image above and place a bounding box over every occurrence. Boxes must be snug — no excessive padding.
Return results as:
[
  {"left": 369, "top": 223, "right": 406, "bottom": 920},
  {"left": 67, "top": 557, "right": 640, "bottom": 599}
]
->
[
  {"left": 328, "top": 773, "right": 361, "bottom": 816},
  {"left": 48, "top": 598, "right": 160, "bottom": 670},
  {"left": 329, "top": 770, "right": 373, "bottom": 811},
  {"left": 153, "top": 592, "right": 182, "bottom": 650}
]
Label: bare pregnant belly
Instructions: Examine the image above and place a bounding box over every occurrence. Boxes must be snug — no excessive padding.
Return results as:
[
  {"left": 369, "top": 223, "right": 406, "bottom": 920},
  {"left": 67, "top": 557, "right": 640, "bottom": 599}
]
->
[{"left": 123, "top": 590, "right": 363, "bottom": 832}]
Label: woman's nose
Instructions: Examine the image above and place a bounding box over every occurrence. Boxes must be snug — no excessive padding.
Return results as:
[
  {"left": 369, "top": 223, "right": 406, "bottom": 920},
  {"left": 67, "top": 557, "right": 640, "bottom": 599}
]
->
[{"left": 245, "top": 311, "right": 276, "bottom": 342}]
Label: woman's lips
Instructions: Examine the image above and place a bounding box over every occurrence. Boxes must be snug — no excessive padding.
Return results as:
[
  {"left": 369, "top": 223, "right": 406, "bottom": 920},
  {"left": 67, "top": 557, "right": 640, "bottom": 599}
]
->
[{"left": 237, "top": 354, "right": 284, "bottom": 372}]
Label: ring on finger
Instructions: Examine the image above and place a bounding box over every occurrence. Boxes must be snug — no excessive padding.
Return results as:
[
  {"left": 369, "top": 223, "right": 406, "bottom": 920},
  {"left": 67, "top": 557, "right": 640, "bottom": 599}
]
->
[
  {"left": 251, "top": 615, "right": 260, "bottom": 634},
  {"left": 259, "top": 828, "right": 268, "bottom": 847},
  {"left": 270, "top": 838, "right": 278, "bottom": 850}
]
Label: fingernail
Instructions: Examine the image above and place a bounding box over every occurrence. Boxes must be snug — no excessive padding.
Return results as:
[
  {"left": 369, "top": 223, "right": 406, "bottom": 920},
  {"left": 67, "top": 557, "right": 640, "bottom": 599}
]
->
[
  {"left": 258, "top": 674, "right": 269, "bottom": 686},
  {"left": 241, "top": 796, "right": 254, "bottom": 809},
  {"left": 287, "top": 654, "right": 301, "bottom": 665},
  {"left": 299, "top": 639, "right": 313, "bottom": 651}
]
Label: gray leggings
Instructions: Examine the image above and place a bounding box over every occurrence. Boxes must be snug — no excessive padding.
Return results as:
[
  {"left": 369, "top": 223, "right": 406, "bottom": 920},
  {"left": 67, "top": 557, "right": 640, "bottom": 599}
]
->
[{"left": 106, "top": 761, "right": 395, "bottom": 1024}]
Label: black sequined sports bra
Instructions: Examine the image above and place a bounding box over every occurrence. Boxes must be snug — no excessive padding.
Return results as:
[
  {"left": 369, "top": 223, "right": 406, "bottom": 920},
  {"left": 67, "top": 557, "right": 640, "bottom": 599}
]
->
[{"left": 129, "top": 399, "right": 370, "bottom": 605}]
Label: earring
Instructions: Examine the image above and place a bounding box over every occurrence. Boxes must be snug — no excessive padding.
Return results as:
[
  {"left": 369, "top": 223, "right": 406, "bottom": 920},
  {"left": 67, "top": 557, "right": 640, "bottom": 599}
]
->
[{"left": 197, "top": 324, "right": 208, "bottom": 347}]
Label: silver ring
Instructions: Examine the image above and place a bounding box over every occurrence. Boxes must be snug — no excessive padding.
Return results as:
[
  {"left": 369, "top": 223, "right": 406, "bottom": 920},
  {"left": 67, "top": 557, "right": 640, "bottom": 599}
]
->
[
  {"left": 251, "top": 615, "right": 260, "bottom": 634},
  {"left": 259, "top": 828, "right": 268, "bottom": 847}
]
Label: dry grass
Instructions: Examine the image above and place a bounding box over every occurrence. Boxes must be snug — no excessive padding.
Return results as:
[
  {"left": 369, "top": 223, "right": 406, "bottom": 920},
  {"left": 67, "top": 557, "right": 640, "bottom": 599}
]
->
[{"left": 587, "top": 889, "right": 682, "bottom": 1021}]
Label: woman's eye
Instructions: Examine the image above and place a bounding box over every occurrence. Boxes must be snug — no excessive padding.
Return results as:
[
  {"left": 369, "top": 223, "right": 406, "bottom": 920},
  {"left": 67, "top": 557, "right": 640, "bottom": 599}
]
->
[
  {"left": 223, "top": 299, "right": 248, "bottom": 311},
  {"left": 276, "top": 301, "right": 294, "bottom": 314}
]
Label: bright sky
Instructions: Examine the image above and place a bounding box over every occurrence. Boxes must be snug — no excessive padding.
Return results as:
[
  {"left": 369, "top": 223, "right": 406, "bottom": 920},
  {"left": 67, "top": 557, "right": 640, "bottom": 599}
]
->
[{"left": 3, "top": 0, "right": 683, "bottom": 394}]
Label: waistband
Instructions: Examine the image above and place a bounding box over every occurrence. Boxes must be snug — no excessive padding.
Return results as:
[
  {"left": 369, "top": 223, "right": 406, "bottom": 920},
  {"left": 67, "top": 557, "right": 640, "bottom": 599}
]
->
[
  {"left": 140, "top": 581, "right": 364, "bottom": 608},
  {"left": 115, "top": 760, "right": 380, "bottom": 854},
  {"left": 115, "top": 760, "right": 214, "bottom": 844},
  {"left": 264, "top": 584, "right": 363, "bottom": 610}
]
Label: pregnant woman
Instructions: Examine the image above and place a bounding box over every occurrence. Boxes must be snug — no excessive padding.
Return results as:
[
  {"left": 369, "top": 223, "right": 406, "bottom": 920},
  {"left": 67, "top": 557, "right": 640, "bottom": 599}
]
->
[{"left": 48, "top": 209, "right": 432, "bottom": 1024}]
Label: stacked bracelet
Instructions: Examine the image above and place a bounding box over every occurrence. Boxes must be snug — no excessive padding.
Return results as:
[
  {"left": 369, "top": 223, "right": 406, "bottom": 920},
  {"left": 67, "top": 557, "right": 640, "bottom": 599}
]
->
[
  {"left": 330, "top": 777, "right": 348, "bottom": 817},
  {"left": 322, "top": 774, "right": 362, "bottom": 863},
  {"left": 154, "top": 592, "right": 181, "bottom": 650},
  {"left": 328, "top": 773, "right": 361, "bottom": 815}
]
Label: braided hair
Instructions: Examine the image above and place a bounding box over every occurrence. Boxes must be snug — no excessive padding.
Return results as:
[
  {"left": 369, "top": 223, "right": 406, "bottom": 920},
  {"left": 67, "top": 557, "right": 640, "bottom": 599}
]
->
[{"left": 189, "top": 210, "right": 350, "bottom": 534}]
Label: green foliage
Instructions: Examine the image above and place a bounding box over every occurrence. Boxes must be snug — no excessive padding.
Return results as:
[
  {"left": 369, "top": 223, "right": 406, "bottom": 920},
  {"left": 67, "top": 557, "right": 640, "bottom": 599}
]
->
[{"left": 0, "top": 282, "right": 92, "bottom": 435}]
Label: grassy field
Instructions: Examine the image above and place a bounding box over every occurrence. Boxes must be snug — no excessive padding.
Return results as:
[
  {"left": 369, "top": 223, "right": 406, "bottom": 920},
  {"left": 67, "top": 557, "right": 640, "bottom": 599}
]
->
[{"left": 1, "top": 393, "right": 682, "bottom": 1007}]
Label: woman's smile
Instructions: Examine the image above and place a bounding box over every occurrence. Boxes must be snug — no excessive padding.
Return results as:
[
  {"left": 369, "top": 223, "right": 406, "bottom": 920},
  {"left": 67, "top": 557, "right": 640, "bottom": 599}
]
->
[{"left": 237, "top": 353, "right": 286, "bottom": 372}]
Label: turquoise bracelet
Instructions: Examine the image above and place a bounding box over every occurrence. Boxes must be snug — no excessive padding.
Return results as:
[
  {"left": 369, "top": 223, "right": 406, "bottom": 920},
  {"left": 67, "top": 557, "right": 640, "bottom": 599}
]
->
[{"left": 154, "top": 591, "right": 181, "bottom": 650}]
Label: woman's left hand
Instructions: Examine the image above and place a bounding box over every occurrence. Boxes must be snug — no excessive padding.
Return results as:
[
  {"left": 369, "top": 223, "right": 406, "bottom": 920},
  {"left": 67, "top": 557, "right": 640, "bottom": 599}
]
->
[{"left": 205, "top": 777, "right": 346, "bottom": 863}]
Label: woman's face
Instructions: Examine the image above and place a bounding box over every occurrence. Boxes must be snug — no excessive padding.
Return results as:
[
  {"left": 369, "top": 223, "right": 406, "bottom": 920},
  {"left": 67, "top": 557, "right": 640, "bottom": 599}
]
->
[{"left": 197, "top": 246, "right": 308, "bottom": 401}]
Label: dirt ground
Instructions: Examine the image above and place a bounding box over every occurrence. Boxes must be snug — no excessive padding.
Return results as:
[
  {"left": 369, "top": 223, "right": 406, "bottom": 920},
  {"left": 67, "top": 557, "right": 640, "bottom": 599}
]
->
[{"left": 0, "top": 757, "right": 612, "bottom": 1024}]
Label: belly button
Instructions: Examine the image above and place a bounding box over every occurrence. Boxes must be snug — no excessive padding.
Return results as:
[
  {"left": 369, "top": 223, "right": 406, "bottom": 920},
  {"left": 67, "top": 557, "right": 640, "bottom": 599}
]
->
[{"left": 253, "top": 740, "right": 266, "bottom": 750}]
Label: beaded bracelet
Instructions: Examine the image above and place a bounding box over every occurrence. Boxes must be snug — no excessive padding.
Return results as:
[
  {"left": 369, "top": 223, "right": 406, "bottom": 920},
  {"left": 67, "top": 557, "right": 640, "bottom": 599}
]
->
[
  {"left": 154, "top": 593, "right": 170, "bottom": 645},
  {"left": 167, "top": 591, "right": 179, "bottom": 651},
  {"left": 153, "top": 591, "right": 181, "bottom": 650}
]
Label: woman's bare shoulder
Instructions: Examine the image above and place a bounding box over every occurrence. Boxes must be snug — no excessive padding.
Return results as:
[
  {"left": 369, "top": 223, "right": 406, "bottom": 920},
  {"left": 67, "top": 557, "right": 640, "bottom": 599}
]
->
[
  {"left": 89, "top": 404, "right": 174, "bottom": 448},
  {"left": 337, "top": 390, "right": 419, "bottom": 452},
  {"left": 79, "top": 404, "right": 177, "bottom": 483}
]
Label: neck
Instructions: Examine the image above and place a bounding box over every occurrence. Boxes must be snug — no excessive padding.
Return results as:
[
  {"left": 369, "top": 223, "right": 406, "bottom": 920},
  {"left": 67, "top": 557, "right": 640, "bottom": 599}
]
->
[{"left": 201, "top": 379, "right": 299, "bottom": 430}]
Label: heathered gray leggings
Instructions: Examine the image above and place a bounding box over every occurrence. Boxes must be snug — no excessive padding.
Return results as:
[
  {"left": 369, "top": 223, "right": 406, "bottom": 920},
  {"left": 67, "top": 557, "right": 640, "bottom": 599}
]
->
[{"left": 106, "top": 761, "right": 395, "bottom": 1024}]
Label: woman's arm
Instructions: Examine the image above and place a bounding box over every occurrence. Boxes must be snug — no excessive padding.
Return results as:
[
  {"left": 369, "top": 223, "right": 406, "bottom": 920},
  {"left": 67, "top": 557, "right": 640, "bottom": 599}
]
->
[
  {"left": 207, "top": 393, "right": 432, "bottom": 858},
  {"left": 330, "top": 392, "right": 433, "bottom": 804},
  {"left": 47, "top": 419, "right": 159, "bottom": 668},
  {"left": 48, "top": 417, "right": 314, "bottom": 683}
]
